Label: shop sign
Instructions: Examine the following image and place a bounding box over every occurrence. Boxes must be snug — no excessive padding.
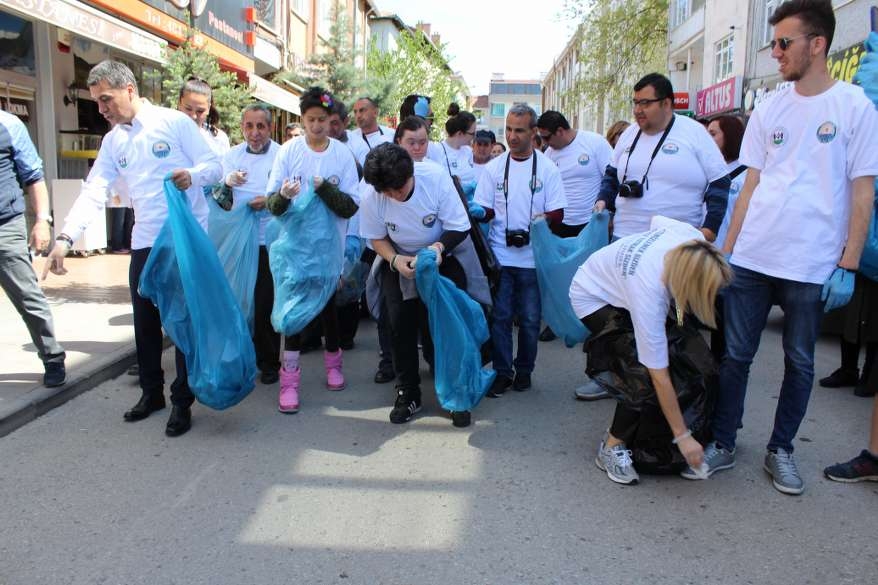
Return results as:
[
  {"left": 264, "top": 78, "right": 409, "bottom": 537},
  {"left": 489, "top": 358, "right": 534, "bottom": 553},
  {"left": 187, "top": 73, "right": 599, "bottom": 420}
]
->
[
  {"left": 827, "top": 42, "right": 865, "bottom": 84},
  {"left": 0, "top": 0, "right": 166, "bottom": 62},
  {"left": 673, "top": 92, "right": 691, "bottom": 110},
  {"left": 696, "top": 76, "right": 742, "bottom": 118},
  {"left": 0, "top": 97, "right": 29, "bottom": 119},
  {"left": 139, "top": 0, "right": 249, "bottom": 55}
]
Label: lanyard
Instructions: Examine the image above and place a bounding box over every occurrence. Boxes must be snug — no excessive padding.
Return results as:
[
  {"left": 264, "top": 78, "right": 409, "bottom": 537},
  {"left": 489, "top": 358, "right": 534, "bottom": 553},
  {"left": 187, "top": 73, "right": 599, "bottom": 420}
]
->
[
  {"left": 440, "top": 142, "right": 454, "bottom": 177},
  {"left": 361, "top": 126, "right": 384, "bottom": 149},
  {"left": 503, "top": 152, "right": 538, "bottom": 230},
  {"left": 621, "top": 114, "right": 676, "bottom": 189}
]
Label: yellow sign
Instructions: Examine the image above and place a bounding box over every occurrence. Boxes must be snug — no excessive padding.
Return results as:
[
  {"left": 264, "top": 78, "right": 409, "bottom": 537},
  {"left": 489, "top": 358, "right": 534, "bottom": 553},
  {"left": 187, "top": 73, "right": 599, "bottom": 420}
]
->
[{"left": 827, "top": 43, "right": 865, "bottom": 84}]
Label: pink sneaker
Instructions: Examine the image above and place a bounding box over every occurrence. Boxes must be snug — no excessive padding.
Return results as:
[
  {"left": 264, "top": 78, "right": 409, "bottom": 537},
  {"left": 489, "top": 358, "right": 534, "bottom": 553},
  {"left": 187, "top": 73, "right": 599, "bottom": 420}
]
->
[
  {"left": 278, "top": 367, "right": 300, "bottom": 413},
  {"left": 324, "top": 349, "right": 345, "bottom": 391}
]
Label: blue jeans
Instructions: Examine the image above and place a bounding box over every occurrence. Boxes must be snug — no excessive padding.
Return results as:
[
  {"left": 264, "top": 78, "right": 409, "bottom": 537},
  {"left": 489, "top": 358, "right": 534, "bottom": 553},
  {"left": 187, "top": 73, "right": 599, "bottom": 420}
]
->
[
  {"left": 712, "top": 265, "right": 824, "bottom": 452},
  {"left": 491, "top": 266, "right": 541, "bottom": 378}
]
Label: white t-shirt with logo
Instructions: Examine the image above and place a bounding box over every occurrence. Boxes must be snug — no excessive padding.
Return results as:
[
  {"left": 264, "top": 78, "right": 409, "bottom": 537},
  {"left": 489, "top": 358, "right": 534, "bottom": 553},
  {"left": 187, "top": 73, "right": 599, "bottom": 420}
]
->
[
  {"left": 713, "top": 160, "right": 746, "bottom": 251},
  {"left": 611, "top": 114, "right": 728, "bottom": 238},
  {"left": 569, "top": 216, "right": 704, "bottom": 369},
  {"left": 349, "top": 125, "right": 394, "bottom": 164},
  {"left": 266, "top": 137, "right": 360, "bottom": 263},
  {"left": 429, "top": 141, "right": 478, "bottom": 187},
  {"left": 474, "top": 150, "right": 567, "bottom": 269},
  {"left": 221, "top": 141, "right": 280, "bottom": 245},
  {"left": 545, "top": 130, "right": 613, "bottom": 225},
  {"left": 359, "top": 160, "right": 470, "bottom": 254},
  {"left": 734, "top": 82, "right": 878, "bottom": 284}
]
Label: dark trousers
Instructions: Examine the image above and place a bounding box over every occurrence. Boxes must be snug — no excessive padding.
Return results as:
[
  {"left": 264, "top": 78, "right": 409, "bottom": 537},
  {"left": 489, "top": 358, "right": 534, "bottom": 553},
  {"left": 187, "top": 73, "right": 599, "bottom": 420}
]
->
[
  {"left": 254, "top": 246, "right": 280, "bottom": 373},
  {"left": 109, "top": 207, "right": 134, "bottom": 250},
  {"left": 129, "top": 248, "right": 193, "bottom": 407},
  {"left": 381, "top": 257, "right": 466, "bottom": 392},
  {"left": 285, "top": 293, "right": 340, "bottom": 352},
  {"left": 338, "top": 299, "right": 361, "bottom": 346}
]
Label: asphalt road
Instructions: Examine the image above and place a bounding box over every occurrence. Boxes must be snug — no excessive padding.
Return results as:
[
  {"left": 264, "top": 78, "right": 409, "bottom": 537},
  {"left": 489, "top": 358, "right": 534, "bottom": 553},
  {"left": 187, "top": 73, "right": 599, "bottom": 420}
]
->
[{"left": 1, "top": 312, "right": 874, "bottom": 585}]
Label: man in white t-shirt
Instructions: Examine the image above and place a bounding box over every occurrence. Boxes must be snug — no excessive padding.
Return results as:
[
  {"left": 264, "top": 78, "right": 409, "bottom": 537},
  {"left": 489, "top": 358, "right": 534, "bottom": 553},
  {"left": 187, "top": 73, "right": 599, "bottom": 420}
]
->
[
  {"left": 350, "top": 97, "right": 393, "bottom": 163},
  {"left": 681, "top": 0, "right": 878, "bottom": 495},
  {"left": 595, "top": 73, "right": 730, "bottom": 242},
  {"left": 538, "top": 110, "right": 613, "bottom": 237},
  {"left": 474, "top": 104, "right": 567, "bottom": 396},
  {"left": 214, "top": 103, "right": 281, "bottom": 386}
]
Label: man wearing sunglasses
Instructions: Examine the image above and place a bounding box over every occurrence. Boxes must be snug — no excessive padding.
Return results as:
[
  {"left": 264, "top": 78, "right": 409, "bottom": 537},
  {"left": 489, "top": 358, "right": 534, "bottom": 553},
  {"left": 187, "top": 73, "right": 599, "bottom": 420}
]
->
[{"left": 682, "top": 0, "right": 878, "bottom": 496}]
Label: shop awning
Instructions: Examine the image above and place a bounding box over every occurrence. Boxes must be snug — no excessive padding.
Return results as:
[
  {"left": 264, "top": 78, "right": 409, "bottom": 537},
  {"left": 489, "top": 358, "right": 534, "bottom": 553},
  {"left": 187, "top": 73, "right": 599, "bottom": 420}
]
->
[{"left": 249, "top": 74, "right": 301, "bottom": 114}]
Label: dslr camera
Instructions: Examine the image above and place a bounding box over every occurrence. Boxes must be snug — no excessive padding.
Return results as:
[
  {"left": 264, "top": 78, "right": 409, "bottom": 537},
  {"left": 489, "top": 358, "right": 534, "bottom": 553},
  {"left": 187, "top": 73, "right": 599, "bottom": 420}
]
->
[
  {"left": 618, "top": 180, "right": 644, "bottom": 198},
  {"left": 506, "top": 229, "right": 531, "bottom": 248}
]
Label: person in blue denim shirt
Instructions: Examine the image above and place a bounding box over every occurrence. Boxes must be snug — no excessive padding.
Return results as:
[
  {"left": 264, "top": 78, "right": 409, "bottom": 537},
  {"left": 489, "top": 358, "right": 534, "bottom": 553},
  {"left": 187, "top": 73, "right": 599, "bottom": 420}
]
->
[{"left": 0, "top": 109, "right": 66, "bottom": 387}]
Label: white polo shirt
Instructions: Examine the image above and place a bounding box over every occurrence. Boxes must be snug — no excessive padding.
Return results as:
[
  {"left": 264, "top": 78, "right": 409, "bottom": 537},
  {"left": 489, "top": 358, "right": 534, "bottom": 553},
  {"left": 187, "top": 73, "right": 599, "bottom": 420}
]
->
[
  {"left": 611, "top": 114, "right": 728, "bottom": 238},
  {"left": 61, "top": 102, "right": 222, "bottom": 250},
  {"left": 569, "top": 216, "right": 705, "bottom": 369},
  {"left": 360, "top": 160, "right": 470, "bottom": 254},
  {"left": 266, "top": 137, "right": 360, "bottom": 262},
  {"left": 733, "top": 82, "right": 878, "bottom": 284},
  {"left": 545, "top": 130, "right": 613, "bottom": 225},
  {"left": 474, "top": 149, "right": 567, "bottom": 269},
  {"left": 221, "top": 140, "right": 280, "bottom": 245}
]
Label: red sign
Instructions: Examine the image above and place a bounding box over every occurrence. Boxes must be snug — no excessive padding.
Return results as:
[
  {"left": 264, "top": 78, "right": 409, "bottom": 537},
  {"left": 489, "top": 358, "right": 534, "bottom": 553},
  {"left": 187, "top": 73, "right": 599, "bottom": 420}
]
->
[
  {"left": 696, "top": 76, "right": 743, "bottom": 118},
  {"left": 673, "top": 92, "right": 690, "bottom": 110}
]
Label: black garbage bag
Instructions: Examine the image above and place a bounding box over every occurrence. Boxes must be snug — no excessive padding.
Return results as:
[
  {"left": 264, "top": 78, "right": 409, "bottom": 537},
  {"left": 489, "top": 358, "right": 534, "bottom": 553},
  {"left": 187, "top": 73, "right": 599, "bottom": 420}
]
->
[{"left": 583, "top": 306, "right": 718, "bottom": 474}]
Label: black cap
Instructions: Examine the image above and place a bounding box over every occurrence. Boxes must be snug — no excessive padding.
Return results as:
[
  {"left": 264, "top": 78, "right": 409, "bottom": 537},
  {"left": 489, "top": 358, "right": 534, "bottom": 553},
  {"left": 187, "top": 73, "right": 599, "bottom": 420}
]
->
[{"left": 474, "top": 129, "right": 495, "bottom": 144}]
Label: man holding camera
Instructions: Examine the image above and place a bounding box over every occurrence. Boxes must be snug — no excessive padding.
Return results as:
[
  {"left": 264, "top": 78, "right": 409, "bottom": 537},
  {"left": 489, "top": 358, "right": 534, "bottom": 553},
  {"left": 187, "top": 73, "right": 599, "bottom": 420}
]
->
[
  {"left": 474, "top": 105, "right": 566, "bottom": 397},
  {"left": 595, "top": 73, "right": 729, "bottom": 242}
]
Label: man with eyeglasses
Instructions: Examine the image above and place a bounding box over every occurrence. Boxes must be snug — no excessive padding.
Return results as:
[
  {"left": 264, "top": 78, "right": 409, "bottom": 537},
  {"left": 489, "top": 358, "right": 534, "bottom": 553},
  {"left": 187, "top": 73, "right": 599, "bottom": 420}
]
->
[{"left": 681, "top": 0, "right": 878, "bottom": 495}]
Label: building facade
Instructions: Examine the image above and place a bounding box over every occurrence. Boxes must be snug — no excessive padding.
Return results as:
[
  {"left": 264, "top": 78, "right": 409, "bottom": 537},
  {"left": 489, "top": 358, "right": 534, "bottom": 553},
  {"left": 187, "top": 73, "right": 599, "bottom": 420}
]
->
[{"left": 488, "top": 76, "right": 541, "bottom": 146}]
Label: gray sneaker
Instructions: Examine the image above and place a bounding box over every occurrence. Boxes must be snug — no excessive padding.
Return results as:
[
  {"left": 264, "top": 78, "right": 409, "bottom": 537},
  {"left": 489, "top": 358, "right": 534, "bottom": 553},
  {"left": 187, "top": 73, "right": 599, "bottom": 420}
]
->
[
  {"left": 763, "top": 448, "right": 804, "bottom": 495},
  {"left": 574, "top": 379, "right": 610, "bottom": 401},
  {"left": 595, "top": 439, "right": 640, "bottom": 485},
  {"left": 680, "top": 441, "right": 736, "bottom": 480}
]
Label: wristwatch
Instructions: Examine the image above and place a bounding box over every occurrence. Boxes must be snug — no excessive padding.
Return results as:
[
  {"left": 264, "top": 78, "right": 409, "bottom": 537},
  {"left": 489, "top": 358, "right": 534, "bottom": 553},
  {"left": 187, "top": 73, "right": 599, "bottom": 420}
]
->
[{"left": 36, "top": 212, "right": 53, "bottom": 225}]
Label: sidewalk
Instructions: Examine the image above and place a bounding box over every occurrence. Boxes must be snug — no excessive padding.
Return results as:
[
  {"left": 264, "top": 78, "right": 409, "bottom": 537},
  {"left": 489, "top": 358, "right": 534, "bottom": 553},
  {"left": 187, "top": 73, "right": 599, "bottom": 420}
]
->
[{"left": 0, "top": 253, "right": 137, "bottom": 436}]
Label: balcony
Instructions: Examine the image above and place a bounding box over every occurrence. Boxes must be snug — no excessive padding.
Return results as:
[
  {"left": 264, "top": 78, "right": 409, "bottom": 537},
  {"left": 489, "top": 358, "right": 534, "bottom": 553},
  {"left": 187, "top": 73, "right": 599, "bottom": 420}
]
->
[{"left": 669, "top": 4, "right": 705, "bottom": 52}]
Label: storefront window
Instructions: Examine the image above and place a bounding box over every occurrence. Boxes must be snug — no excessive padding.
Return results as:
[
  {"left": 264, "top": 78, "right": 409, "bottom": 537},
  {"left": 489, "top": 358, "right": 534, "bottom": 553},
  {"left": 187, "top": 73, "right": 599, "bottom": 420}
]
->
[{"left": 0, "top": 11, "right": 35, "bottom": 77}]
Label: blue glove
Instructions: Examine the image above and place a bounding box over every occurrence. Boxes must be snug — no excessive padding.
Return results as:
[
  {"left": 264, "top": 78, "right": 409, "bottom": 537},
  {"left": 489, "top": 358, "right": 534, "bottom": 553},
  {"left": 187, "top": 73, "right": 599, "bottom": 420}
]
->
[
  {"left": 468, "top": 202, "right": 486, "bottom": 220},
  {"left": 462, "top": 182, "right": 478, "bottom": 202},
  {"left": 345, "top": 236, "right": 361, "bottom": 263},
  {"left": 821, "top": 267, "right": 855, "bottom": 313},
  {"left": 854, "top": 32, "right": 878, "bottom": 104}
]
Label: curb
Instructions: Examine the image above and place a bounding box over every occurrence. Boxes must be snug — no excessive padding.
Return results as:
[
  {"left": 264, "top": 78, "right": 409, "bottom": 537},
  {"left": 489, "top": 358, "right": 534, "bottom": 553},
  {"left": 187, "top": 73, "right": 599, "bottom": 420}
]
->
[{"left": 0, "top": 345, "right": 139, "bottom": 438}]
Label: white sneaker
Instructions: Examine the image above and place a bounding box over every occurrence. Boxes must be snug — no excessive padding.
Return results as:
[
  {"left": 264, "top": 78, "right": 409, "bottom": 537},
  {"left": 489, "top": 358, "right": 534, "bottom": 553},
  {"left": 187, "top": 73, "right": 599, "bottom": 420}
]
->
[{"left": 595, "top": 439, "right": 639, "bottom": 485}]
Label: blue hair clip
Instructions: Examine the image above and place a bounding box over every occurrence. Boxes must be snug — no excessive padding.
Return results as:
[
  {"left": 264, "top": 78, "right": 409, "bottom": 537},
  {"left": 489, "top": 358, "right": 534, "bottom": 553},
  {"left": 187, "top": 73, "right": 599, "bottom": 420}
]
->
[{"left": 414, "top": 96, "right": 430, "bottom": 118}]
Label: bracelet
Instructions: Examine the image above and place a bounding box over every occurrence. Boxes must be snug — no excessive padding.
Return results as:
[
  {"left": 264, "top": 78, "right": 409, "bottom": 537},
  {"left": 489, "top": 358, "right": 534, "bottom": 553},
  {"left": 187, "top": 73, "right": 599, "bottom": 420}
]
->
[
  {"left": 672, "top": 429, "right": 692, "bottom": 445},
  {"left": 390, "top": 254, "right": 398, "bottom": 272},
  {"left": 56, "top": 234, "right": 74, "bottom": 248}
]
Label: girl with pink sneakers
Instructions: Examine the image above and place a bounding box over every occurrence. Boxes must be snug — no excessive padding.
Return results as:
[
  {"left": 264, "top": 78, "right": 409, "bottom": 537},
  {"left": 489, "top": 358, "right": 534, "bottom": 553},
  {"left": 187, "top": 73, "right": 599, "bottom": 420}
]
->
[{"left": 265, "top": 87, "right": 360, "bottom": 413}]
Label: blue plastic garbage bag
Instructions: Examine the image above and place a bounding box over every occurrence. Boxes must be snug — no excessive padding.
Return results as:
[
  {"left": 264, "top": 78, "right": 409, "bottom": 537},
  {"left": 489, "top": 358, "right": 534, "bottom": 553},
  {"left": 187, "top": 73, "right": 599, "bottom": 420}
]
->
[
  {"left": 337, "top": 236, "right": 368, "bottom": 306},
  {"left": 139, "top": 177, "right": 256, "bottom": 410},
  {"left": 415, "top": 248, "right": 495, "bottom": 412},
  {"left": 531, "top": 211, "right": 611, "bottom": 347},
  {"left": 860, "top": 183, "right": 878, "bottom": 281},
  {"left": 207, "top": 200, "right": 260, "bottom": 332},
  {"left": 269, "top": 183, "right": 343, "bottom": 335}
]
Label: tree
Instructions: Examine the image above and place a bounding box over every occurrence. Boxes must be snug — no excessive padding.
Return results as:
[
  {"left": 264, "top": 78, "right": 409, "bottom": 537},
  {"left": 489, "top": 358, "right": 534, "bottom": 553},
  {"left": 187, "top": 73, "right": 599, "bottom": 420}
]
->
[
  {"left": 366, "top": 30, "right": 468, "bottom": 139},
  {"left": 274, "top": 0, "right": 390, "bottom": 108},
  {"left": 563, "top": 0, "right": 669, "bottom": 133},
  {"left": 148, "top": 36, "right": 252, "bottom": 143}
]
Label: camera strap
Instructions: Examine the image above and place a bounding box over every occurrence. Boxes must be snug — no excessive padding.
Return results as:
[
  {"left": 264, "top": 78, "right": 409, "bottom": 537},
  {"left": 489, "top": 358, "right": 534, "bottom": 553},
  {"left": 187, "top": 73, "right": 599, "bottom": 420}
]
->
[
  {"left": 621, "top": 114, "right": 676, "bottom": 189},
  {"left": 361, "top": 125, "right": 385, "bottom": 149},
  {"left": 503, "top": 151, "right": 538, "bottom": 233}
]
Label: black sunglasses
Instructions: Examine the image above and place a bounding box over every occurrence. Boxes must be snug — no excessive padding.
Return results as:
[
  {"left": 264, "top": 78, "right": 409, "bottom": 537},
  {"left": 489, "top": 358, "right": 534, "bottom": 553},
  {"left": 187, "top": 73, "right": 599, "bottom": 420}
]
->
[{"left": 769, "top": 33, "right": 815, "bottom": 51}]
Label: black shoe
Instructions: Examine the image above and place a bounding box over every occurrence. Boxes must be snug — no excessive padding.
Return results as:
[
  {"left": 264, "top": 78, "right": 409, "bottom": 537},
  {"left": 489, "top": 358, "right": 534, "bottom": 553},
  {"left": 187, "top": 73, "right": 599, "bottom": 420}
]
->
[
  {"left": 486, "top": 375, "right": 513, "bottom": 398},
  {"left": 127, "top": 364, "right": 139, "bottom": 376},
  {"left": 513, "top": 372, "right": 532, "bottom": 392},
  {"left": 374, "top": 366, "right": 396, "bottom": 384},
  {"left": 389, "top": 388, "right": 421, "bottom": 424},
  {"left": 260, "top": 370, "right": 279, "bottom": 385},
  {"left": 165, "top": 406, "right": 192, "bottom": 437},
  {"left": 339, "top": 339, "right": 355, "bottom": 351},
  {"left": 451, "top": 411, "right": 471, "bottom": 428},
  {"left": 539, "top": 326, "right": 557, "bottom": 342},
  {"left": 123, "top": 393, "right": 166, "bottom": 422},
  {"left": 43, "top": 361, "right": 66, "bottom": 388},
  {"left": 819, "top": 367, "right": 859, "bottom": 388}
]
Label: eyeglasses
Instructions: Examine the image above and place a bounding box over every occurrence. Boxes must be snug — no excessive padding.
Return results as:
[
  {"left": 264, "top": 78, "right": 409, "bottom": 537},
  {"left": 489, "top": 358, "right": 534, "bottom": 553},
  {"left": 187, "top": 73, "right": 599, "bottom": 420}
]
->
[
  {"left": 631, "top": 98, "right": 664, "bottom": 108},
  {"left": 769, "top": 33, "right": 815, "bottom": 51}
]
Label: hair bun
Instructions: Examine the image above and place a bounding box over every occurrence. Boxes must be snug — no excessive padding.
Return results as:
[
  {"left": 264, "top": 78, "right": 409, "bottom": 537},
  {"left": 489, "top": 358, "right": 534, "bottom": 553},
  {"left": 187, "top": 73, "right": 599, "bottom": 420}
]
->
[{"left": 447, "top": 103, "right": 460, "bottom": 117}]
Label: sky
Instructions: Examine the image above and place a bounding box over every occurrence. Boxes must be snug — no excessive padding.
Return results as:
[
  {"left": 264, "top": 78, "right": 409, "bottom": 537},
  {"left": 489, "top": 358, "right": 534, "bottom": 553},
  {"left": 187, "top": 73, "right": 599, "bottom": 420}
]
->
[{"left": 371, "top": 0, "right": 577, "bottom": 95}]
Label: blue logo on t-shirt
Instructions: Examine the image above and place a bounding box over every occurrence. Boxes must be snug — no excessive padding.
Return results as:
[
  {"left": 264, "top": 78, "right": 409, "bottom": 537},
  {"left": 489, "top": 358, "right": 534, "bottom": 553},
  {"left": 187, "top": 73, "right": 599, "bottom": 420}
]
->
[
  {"left": 152, "top": 141, "right": 171, "bottom": 158},
  {"left": 385, "top": 222, "right": 398, "bottom": 232},
  {"left": 771, "top": 127, "right": 788, "bottom": 147},
  {"left": 816, "top": 122, "right": 837, "bottom": 144},
  {"left": 661, "top": 143, "right": 679, "bottom": 155},
  {"left": 422, "top": 214, "right": 437, "bottom": 227},
  {"left": 327, "top": 175, "right": 340, "bottom": 186},
  {"left": 578, "top": 154, "right": 590, "bottom": 166},
  {"left": 531, "top": 178, "right": 543, "bottom": 193},
  {"left": 118, "top": 156, "right": 128, "bottom": 168}
]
